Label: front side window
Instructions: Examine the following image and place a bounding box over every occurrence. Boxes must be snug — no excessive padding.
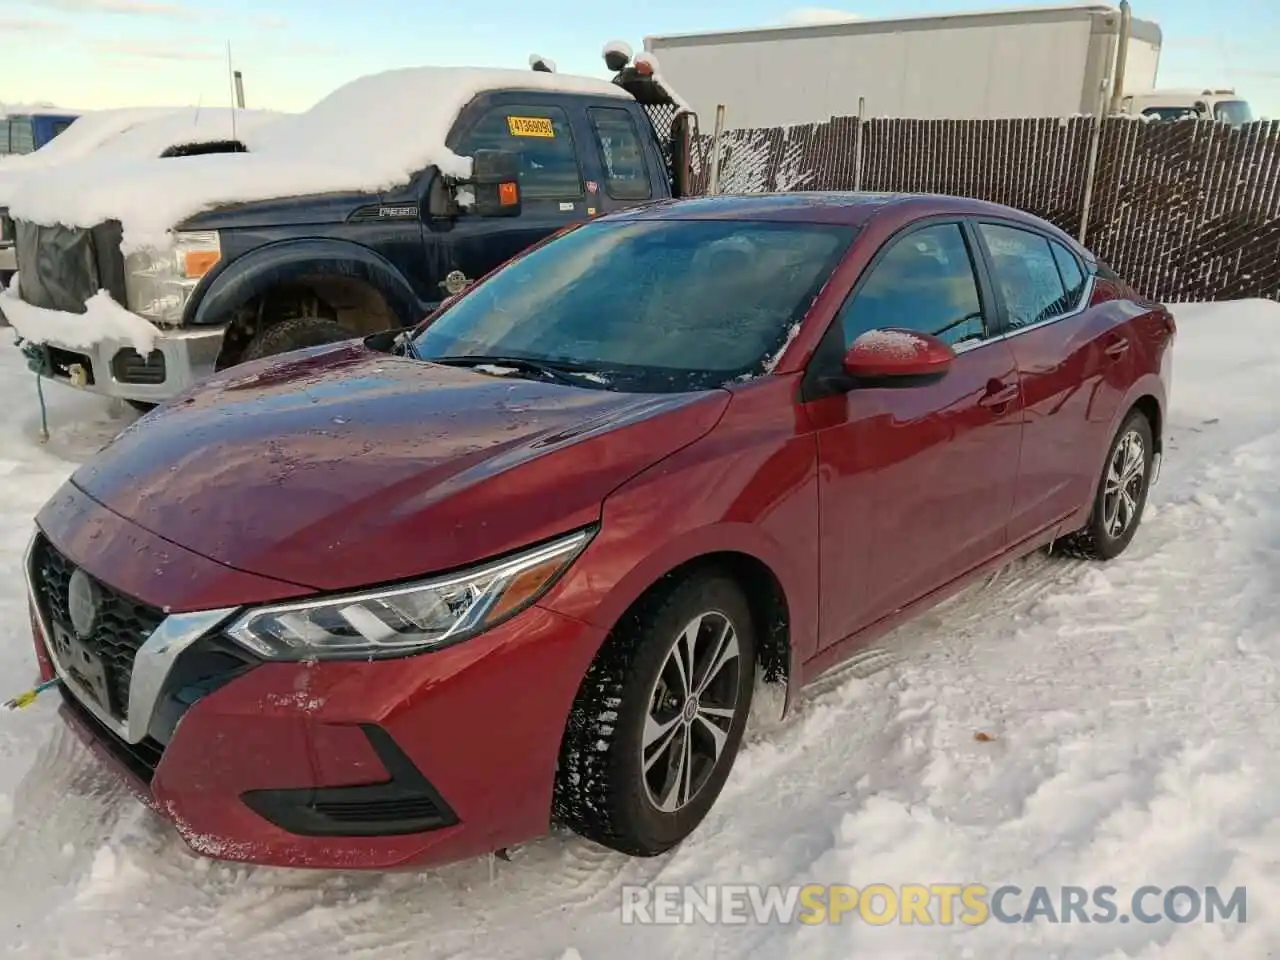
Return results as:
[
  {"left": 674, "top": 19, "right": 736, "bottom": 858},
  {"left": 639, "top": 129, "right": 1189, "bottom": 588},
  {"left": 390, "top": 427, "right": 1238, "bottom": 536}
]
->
[
  {"left": 414, "top": 219, "right": 856, "bottom": 392},
  {"left": 839, "top": 222, "right": 986, "bottom": 348},
  {"left": 7, "top": 118, "right": 34, "bottom": 154},
  {"left": 458, "top": 105, "right": 583, "bottom": 200},
  {"left": 979, "top": 223, "right": 1073, "bottom": 329},
  {"left": 1213, "top": 100, "right": 1253, "bottom": 127},
  {"left": 589, "top": 107, "right": 652, "bottom": 200},
  {"left": 50, "top": 119, "right": 75, "bottom": 138}
]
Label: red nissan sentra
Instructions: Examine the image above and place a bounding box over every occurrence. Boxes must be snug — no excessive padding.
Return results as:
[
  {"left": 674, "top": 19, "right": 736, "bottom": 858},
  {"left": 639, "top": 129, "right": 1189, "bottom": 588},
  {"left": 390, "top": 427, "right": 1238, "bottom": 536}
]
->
[{"left": 24, "top": 193, "right": 1173, "bottom": 869}]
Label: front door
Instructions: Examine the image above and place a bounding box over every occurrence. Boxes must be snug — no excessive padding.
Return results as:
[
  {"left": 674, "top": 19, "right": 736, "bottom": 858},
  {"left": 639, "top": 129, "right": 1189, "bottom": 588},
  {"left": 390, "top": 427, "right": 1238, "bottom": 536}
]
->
[
  {"left": 811, "top": 219, "right": 1024, "bottom": 647},
  {"left": 426, "top": 95, "right": 595, "bottom": 302}
]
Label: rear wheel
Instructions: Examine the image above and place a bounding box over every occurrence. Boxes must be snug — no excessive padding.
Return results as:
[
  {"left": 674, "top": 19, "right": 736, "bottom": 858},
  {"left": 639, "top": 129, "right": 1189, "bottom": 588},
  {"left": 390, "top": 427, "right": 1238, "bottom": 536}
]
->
[
  {"left": 241, "top": 316, "right": 354, "bottom": 362},
  {"left": 554, "top": 572, "right": 756, "bottom": 856},
  {"left": 1060, "top": 409, "right": 1154, "bottom": 560}
]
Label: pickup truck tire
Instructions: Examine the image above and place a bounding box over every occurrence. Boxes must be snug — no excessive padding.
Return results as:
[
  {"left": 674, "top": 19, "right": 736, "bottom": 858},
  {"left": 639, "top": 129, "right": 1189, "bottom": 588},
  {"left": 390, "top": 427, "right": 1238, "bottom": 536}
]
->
[{"left": 241, "top": 316, "right": 354, "bottom": 363}]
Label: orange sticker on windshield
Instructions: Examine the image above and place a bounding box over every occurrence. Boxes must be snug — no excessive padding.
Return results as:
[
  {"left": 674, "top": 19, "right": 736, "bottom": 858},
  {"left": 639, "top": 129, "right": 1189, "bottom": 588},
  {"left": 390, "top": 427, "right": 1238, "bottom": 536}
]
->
[{"left": 507, "top": 116, "right": 555, "bottom": 138}]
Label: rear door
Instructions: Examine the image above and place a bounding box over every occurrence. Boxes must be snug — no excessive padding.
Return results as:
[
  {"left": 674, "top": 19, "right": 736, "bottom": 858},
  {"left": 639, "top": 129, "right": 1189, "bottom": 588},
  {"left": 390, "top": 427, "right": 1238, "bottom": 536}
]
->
[
  {"left": 427, "top": 93, "right": 597, "bottom": 300},
  {"left": 971, "top": 220, "right": 1131, "bottom": 544}
]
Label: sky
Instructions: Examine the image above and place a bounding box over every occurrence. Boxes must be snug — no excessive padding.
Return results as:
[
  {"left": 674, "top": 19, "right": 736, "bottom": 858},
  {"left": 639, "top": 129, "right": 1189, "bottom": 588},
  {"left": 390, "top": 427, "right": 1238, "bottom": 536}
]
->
[{"left": 1, "top": 0, "right": 1278, "bottom": 118}]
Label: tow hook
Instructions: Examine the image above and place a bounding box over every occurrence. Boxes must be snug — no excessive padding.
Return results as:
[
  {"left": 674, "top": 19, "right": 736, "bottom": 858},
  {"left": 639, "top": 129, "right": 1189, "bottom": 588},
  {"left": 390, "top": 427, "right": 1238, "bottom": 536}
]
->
[{"left": 68, "top": 363, "right": 88, "bottom": 387}]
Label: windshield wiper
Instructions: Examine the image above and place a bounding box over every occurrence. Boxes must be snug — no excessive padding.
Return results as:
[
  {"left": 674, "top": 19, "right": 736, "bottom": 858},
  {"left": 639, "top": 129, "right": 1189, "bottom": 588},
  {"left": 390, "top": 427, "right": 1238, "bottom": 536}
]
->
[{"left": 427, "top": 354, "right": 602, "bottom": 387}]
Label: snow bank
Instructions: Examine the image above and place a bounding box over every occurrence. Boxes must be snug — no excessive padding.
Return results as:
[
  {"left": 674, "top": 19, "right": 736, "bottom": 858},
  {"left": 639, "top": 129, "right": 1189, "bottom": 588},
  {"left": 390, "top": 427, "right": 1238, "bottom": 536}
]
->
[
  {"left": 8, "top": 66, "right": 633, "bottom": 254},
  {"left": 0, "top": 283, "right": 158, "bottom": 355},
  {"left": 0, "top": 107, "right": 285, "bottom": 208},
  {"left": 2, "top": 298, "right": 1280, "bottom": 959}
]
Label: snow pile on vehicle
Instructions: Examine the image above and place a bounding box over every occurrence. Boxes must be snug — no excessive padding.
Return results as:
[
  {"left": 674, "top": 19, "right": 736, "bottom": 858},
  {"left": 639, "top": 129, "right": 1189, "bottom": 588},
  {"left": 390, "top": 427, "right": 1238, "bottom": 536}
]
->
[
  {"left": 0, "top": 278, "right": 158, "bottom": 354},
  {"left": 0, "top": 107, "right": 285, "bottom": 208},
  {"left": 7, "top": 66, "right": 633, "bottom": 254}
]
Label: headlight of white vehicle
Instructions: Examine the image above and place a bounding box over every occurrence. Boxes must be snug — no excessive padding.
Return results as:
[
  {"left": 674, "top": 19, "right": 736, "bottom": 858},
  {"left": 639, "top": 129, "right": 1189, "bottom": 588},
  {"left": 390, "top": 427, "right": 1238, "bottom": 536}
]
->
[
  {"left": 124, "top": 230, "right": 221, "bottom": 325},
  {"left": 226, "top": 528, "right": 594, "bottom": 660}
]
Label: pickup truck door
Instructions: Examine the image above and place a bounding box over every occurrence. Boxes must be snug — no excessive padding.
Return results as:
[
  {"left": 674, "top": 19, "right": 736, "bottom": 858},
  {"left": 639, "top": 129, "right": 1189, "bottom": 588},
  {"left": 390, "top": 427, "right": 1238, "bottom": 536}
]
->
[{"left": 423, "top": 93, "right": 604, "bottom": 304}]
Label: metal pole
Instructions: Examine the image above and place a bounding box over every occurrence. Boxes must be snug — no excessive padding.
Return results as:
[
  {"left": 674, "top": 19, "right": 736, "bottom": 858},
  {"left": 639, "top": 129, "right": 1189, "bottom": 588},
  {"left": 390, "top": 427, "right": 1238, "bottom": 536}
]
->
[
  {"left": 1108, "top": 0, "right": 1132, "bottom": 116},
  {"left": 707, "top": 104, "right": 726, "bottom": 194},
  {"left": 854, "top": 96, "right": 866, "bottom": 192},
  {"left": 1078, "top": 79, "right": 1108, "bottom": 243}
]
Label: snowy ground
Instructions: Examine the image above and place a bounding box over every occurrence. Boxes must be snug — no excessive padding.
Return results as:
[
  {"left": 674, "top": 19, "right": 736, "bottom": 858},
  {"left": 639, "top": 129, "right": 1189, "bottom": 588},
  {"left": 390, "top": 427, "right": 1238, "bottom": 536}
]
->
[{"left": 1, "top": 300, "right": 1279, "bottom": 959}]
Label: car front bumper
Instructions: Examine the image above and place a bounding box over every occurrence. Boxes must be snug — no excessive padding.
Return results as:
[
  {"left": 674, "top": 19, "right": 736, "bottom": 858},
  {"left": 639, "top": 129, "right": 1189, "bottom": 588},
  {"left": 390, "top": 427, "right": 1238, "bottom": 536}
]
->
[{"left": 29, "top": 486, "right": 608, "bottom": 870}]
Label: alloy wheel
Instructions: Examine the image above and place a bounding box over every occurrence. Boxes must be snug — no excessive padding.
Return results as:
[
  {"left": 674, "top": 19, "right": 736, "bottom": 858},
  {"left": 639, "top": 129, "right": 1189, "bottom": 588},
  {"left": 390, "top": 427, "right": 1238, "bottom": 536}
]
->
[
  {"left": 641, "top": 611, "right": 742, "bottom": 814},
  {"left": 1103, "top": 428, "right": 1146, "bottom": 539}
]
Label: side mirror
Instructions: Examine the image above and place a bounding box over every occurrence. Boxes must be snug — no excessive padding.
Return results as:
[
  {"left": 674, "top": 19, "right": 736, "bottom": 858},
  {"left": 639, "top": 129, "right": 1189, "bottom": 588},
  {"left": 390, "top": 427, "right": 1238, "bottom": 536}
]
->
[
  {"left": 470, "top": 149, "right": 522, "bottom": 218},
  {"left": 842, "top": 328, "right": 954, "bottom": 382}
]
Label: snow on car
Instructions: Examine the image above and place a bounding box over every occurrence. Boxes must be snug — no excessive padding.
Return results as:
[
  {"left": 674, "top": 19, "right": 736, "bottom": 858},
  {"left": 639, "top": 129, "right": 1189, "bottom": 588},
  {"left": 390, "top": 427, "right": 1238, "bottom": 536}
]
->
[{"left": 0, "top": 292, "right": 1274, "bottom": 958}]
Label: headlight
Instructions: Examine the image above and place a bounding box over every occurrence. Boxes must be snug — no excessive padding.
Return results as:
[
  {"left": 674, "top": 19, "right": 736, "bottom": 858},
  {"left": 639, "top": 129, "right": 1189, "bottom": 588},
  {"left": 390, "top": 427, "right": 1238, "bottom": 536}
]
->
[
  {"left": 124, "top": 230, "right": 221, "bottom": 325},
  {"left": 226, "top": 528, "right": 594, "bottom": 660}
]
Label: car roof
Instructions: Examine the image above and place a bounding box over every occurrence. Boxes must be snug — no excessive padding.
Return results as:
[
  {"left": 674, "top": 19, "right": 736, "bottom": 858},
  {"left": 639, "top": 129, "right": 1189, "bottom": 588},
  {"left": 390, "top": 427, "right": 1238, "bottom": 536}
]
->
[{"left": 606, "top": 192, "right": 1083, "bottom": 249}]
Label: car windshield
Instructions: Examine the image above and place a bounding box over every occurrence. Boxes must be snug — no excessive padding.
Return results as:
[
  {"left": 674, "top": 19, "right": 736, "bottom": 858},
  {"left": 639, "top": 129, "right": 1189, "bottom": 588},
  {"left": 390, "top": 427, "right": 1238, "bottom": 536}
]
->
[
  {"left": 1214, "top": 100, "right": 1253, "bottom": 126},
  {"left": 412, "top": 218, "right": 856, "bottom": 393}
]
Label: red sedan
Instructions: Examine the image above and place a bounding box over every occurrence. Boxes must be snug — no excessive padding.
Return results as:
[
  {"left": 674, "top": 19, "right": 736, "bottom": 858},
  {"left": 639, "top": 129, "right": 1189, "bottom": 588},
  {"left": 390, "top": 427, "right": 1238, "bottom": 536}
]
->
[{"left": 25, "top": 192, "right": 1173, "bottom": 869}]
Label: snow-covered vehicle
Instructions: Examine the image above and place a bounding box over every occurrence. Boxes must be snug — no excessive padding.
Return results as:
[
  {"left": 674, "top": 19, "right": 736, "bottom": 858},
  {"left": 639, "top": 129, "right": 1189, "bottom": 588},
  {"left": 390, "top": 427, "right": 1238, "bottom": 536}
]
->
[
  {"left": 1, "top": 46, "right": 696, "bottom": 407},
  {"left": 0, "top": 107, "right": 285, "bottom": 285}
]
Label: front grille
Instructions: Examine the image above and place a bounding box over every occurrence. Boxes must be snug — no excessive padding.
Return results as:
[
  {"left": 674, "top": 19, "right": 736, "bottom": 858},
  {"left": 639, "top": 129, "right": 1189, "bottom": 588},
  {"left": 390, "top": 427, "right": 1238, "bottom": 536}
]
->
[
  {"left": 14, "top": 219, "right": 127, "bottom": 312},
  {"left": 30, "top": 533, "right": 166, "bottom": 721},
  {"left": 111, "top": 347, "right": 166, "bottom": 385}
]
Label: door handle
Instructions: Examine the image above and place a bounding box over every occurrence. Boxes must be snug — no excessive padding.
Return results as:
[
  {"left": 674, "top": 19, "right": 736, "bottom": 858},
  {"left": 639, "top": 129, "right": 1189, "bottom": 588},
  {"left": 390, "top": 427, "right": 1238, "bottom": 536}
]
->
[
  {"left": 979, "top": 381, "right": 1019, "bottom": 408},
  {"left": 1104, "top": 336, "right": 1130, "bottom": 359}
]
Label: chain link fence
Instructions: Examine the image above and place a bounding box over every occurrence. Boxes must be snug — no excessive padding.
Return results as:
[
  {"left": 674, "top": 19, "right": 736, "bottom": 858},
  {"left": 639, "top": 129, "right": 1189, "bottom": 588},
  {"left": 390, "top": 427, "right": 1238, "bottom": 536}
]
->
[{"left": 689, "top": 115, "right": 1280, "bottom": 302}]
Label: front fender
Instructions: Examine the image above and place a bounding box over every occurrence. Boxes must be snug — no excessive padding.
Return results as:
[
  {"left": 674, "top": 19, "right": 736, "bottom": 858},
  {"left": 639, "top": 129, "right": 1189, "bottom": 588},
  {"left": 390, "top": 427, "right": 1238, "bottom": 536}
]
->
[{"left": 189, "top": 238, "right": 422, "bottom": 327}]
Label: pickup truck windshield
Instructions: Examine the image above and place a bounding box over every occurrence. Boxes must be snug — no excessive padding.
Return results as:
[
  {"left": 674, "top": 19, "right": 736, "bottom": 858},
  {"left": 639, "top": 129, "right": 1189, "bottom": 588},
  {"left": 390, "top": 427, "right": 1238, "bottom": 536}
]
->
[{"left": 414, "top": 218, "right": 856, "bottom": 392}]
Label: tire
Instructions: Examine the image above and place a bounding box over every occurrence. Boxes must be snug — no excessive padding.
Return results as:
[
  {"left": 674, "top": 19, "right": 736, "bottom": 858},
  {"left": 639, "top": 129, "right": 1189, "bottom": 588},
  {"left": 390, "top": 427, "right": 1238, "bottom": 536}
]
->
[
  {"left": 553, "top": 571, "right": 757, "bottom": 857},
  {"left": 125, "top": 400, "right": 156, "bottom": 414},
  {"left": 241, "top": 316, "right": 353, "bottom": 363},
  {"left": 1060, "top": 409, "right": 1154, "bottom": 561}
]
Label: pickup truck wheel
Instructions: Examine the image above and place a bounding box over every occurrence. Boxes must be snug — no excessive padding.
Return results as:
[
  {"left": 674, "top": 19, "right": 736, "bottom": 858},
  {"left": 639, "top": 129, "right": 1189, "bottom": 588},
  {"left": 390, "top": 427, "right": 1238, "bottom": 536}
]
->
[
  {"left": 125, "top": 400, "right": 156, "bottom": 414},
  {"left": 241, "top": 316, "right": 354, "bottom": 363},
  {"left": 553, "top": 571, "right": 755, "bottom": 857}
]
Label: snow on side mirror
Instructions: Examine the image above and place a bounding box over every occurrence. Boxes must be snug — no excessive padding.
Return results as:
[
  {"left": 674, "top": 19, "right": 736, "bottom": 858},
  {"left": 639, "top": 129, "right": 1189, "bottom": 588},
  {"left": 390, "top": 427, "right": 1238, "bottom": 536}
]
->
[
  {"left": 842, "top": 328, "right": 955, "bottom": 382},
  {"left": 470, "top": 149, "right": 522, "bottom": 218}
]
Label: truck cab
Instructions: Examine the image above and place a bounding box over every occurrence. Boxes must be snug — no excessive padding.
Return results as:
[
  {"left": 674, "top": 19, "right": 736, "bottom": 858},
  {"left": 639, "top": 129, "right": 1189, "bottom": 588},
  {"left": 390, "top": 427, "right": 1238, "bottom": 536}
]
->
[
  {"left": 0, "top": 109, "right": 79, "bottom": 156},
  {"left": 3, "top": 53, "right": 695, "bottom": 406},
  {"left": 1118, "top": 89, "right": 1254, "bottom": 127}
]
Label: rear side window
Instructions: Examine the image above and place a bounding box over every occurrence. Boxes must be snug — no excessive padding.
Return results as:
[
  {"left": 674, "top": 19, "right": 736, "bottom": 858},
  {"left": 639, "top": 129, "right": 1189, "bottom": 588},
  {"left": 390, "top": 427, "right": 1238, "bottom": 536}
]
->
[
  {"left": 459, "top": 105, "right": 583, "bottom": 200},
  {"left": 978, "top": 223, "right": 1080, "bottom": 329},
  {"left": 588, "top": 107, "right": 652, "bottom": 200},
  {"left": 7, "top": 118, "right": 34, "bottom": 154},
  {"left": 51, "top": 119, "right": 75, "bottom": 138}
]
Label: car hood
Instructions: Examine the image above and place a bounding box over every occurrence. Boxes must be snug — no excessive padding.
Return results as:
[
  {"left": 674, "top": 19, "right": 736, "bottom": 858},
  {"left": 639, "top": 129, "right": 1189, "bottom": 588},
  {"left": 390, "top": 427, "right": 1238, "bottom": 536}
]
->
[{"left": 70, "top": 343, "right": 730, "bottom": 590}]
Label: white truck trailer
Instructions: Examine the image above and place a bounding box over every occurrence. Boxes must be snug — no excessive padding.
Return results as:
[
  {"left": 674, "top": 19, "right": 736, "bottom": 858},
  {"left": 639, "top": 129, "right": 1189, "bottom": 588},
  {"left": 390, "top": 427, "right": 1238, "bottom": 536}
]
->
[{"left": 644, "top": 3, "right": 1250, "bottom": 129}]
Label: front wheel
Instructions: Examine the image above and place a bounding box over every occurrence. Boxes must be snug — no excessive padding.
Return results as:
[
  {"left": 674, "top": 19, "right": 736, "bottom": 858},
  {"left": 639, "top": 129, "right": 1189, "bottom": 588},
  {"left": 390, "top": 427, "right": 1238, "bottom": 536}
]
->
[
  {"left": 1061, "top": 409, "right": 1154, "bottom": 560},
  {"left": 554, "top": 572, "right": 756, "bottom": 857},
  {"left": 241, "top": 316, "right": 354, "bottom": 363}
]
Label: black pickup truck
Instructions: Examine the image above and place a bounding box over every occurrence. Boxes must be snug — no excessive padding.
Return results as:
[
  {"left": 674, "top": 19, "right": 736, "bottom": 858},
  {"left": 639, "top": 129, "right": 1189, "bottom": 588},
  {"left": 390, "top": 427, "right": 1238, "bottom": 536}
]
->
[{"left": 7, "top": 52, "right": 696, "bottom": 406}]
